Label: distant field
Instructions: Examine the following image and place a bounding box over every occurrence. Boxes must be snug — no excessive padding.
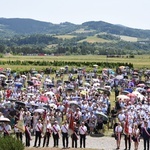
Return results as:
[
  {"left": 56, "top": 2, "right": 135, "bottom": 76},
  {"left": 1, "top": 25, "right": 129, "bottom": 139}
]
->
[
  {"left": 120, "top": 35, "right": 138, "bottom": 42},
  {"left": 74, "top": 28, "right": 95, "bottom": 33},
  {"left": 54, "top": 35, "right": 76, "bottom": 39},
  {"left": 1, "top": 55, "right": 150, "bottom": 69},
  {"left": 78, "top": 36, "right": 110, "bottom": 43}
]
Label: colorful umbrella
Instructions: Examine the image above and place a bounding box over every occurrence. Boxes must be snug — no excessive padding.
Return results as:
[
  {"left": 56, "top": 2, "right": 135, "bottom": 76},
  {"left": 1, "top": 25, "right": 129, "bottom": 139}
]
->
[
  {"left": 40, "top": 95, "right": 48, "bottom": 103},
  {"left": 127, "top": 93, "right": 136, "bottom": 98}
]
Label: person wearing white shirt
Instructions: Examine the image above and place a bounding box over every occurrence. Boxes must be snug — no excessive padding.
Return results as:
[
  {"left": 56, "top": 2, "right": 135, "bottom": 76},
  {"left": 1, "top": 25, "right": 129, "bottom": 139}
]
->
[
  {"left": 79, "top": 122, "right": 87, "bottom": 148},
  {"left": 52, "top": 121, "right": 60, "bottom": 148},
  {"left": 3, "top": 122, "right": 11, "bottom": 136},
  {"left": 118, "top": 111, "right": 125, "bottom": 124},
  {"left": 115, "top": 122, "right": 123, "bottom": 150},
  {"left": 33, "top": 120, "right": 43, "bottom": 148},
  {"left": 124, "top": 124, "right": 132, "bottom": 150},
  {"left": 14, "top": 121, "right": 23, "bottom": 142},
  {"left": 132, "top": 124, "right": 140, "bottom": 150},
  {"left": 43, "top": 120, "right": 52, "bottom": 147},
  {"left": 61, "top": 120, "right": 69, "bottom": 149}
]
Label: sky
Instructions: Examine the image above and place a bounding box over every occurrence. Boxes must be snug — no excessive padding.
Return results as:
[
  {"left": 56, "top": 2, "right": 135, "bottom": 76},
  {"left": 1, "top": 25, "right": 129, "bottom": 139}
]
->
[{"left": 1, "top": 0, "right": 150, "bottom": 30}]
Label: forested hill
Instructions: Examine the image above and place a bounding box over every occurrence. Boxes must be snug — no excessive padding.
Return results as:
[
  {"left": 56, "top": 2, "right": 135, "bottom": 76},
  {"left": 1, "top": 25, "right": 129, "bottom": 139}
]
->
[
  {"left": 0, "top": 18, "right": 150, "bottom": 39},
  {"left": 0, "top": 18, "right": 78, "bottom": 35}
]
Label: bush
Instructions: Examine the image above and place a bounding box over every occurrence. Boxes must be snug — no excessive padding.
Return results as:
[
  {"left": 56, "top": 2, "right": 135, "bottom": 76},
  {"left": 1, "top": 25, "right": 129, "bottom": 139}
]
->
[
  {"left": 0, "top": 136, "right": 25, "bottom": 150},
  {"left": 0, "top": 53, "right": 3, "bottom": 58}
]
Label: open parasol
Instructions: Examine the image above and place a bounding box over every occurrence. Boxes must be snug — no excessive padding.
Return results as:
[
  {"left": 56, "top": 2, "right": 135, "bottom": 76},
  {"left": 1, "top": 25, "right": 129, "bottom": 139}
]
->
[
  {"left": 0, "top": 117, "right": 10, "bottom": 122},
  {"left": 95, "top": 111, "right": 108, "bottom": 121}
]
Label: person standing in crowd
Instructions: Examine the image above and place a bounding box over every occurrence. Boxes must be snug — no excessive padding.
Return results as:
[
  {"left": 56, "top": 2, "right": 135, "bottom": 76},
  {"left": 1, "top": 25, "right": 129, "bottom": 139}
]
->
[
  {"left": 141, "top": 121, "right": 150, "bottom": 150},
  {"left": 115, "top": 122, "right": 123, "bottom": 150},
  {"left": 115, "top": 87, "right": 119, "bottom": 100},
  {"left": 43, "top": 120, "right": 52, "bottom": 147},
  {"left": 52, "top": 121, "right": 60, "bottom": 148},
  {"left": 33, "top": 119, "right": 43, "bottom": 148},
  {"left": 71, "top": 122, "right": 78, "bottom": 148},
  {"left": 25, "top": 123, "right": 31, "bottom": 147},
  {"left": 132, "top": 124, "right": 140, "bottom": 150},
  {"left": 14, "top": 121, "right": 23, "bottom": 142},
  {"left": 110, "top": 106, "right": 117, "bottom": 129},
  {"left": 124, "top": 124, "right": 132, "bottom": 150},
  {"left": 61, "top": 120, "right": 69, "bottom": 149},
  {"left": 79, "top": 122, "right": 87, "bottom": 148},
  {"left": 3, "top": 122, "right": 11, "bottom": 136}
]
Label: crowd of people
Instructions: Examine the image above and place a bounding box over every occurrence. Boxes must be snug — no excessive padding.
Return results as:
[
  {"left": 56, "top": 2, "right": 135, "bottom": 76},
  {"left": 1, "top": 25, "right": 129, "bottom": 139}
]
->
[{"left": 0, "top": 66, "right": 150, "bottom": 149}]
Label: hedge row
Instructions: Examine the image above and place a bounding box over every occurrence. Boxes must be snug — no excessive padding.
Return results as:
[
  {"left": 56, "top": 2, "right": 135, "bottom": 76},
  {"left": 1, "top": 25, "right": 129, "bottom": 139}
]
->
[{"left": 0, "top": 60, "right": 133, "bottom": 68}]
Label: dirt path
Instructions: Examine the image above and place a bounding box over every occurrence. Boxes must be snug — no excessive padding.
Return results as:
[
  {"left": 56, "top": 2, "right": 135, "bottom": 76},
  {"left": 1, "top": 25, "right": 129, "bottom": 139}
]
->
[{"left": 25, "top": 135, "right": 144, "bottom": 150}]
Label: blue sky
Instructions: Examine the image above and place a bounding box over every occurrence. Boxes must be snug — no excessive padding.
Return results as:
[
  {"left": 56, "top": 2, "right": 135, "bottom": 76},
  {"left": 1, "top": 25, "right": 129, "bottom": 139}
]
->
[{"left": 1, "top": 0, "right": 150, "bottom": 29}]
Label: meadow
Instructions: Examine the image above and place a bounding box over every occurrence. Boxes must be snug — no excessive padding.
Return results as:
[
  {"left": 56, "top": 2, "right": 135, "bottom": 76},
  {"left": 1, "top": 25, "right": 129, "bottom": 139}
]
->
[{"left": 1, "top": 55, "right": 150, "bottom": 70}]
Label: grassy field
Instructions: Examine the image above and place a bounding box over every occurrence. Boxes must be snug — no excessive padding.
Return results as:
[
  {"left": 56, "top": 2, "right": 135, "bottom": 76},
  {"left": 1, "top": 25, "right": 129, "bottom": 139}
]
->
[
  {"left": 120, "top": 35, "right": 138, "bottom": 42},
  {"left": 54, "top": 35, "right": 76, "bottom": 39},
  {"left": 78, "top": 36, "right": 110, "bottom": 43},
  {"left": 1, "top": 55, "right": 150, "bottom": 69}
]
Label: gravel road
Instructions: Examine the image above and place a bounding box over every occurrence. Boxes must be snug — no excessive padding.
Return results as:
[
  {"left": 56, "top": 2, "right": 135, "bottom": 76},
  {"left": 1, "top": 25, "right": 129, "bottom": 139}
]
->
[{"left": 25, "top": 135, "right": 144, "bottom": 150}]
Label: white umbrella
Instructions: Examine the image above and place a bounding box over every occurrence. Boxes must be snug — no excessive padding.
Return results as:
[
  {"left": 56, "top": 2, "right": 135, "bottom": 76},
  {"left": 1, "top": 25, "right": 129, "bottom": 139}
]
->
[
  {"left": 132, "top": 91, "right": 145, "bottom": 100},
  {"left": 21, "top": 75, "right": 27, "bottom": 78},
  {"left": 34, "top": 109, "right": 45, "bottom": 113},
  {"left": 0, "top": 117, "right": 10, "bottom": 122},
  {"left": 45, "top": 91, "right": 55, "bottom": 96},
  {"left": 0, "top": 74, "right": 6, "bottom": 78},
  {"left": 92, "top": 78, "right": 99, "bottom": 82},
  {"left": 117, "top": 95, "right": 130, "bottom": 100},
  {"left": 93, "top": 64, "right": 98, "bottom": 67},
  {"left": 93, "top": 83, "right": 100, "bottom": 87},
  {"left": 49, "top": 103, "right": 57, "bottom": 109},
  {"left": 45, "top": 78, "right": 52, "bottom": 83},
  {"left": 60, "top": 67, "right": 65, "bottom": 70},
  {"left": 5, "top": 80, "right": 14, "bottom": 85},
  {"left": 115, "top": 75, "right": 124, "bottom": 80},
  {"left": 31, "top": 77, "right": 38, "bottom": 80},
  {"left": 135, "top": 87, "right": 146, "bottom": 93},
  {"left": 84, "top": 82, "right": 91, "bottom": 87}
]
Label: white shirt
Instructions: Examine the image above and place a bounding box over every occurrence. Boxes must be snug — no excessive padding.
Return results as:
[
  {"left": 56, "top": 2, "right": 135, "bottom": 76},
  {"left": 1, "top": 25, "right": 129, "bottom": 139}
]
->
[
  {"left": 3, "top": 124, "right": 11, "bottom": 133},
  {"left": 35, "top": 123, "right": 43, "bottom": 132},
  {"left": 118, "top": 113, "right": 125, "bottom": 122},
  {"left": 52, "top": 124, "right": 60, "bottom": 134},
  {"left": 46, "top": 123, "right": 52, "bottom": 132},
  {"left": 61, "top": 123, "right": 68, "bottom": 133},
  {"left": 79, "top": 125, "right": 87, "bottom": 135},
  {"left": 115, "top": 125, "right": 123, "bottom": 133}
]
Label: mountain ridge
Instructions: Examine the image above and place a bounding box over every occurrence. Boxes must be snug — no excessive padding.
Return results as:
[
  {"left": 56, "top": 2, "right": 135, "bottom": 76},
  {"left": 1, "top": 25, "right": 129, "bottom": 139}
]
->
[{"left": 0, "top": 18, "right": 150, "bottom": 39}]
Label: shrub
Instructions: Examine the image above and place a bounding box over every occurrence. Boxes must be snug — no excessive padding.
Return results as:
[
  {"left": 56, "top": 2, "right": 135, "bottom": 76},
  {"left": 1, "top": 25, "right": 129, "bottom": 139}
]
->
[
  {"left": 0, "top": 53, "right": 3, "bottom": 58},
  {"left": 0, "top": 136, "right": 25, "bottom": 150}
]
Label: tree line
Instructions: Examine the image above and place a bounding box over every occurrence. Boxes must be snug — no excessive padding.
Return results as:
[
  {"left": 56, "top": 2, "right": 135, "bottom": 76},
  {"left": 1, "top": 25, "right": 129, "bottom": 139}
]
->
[{"left": 0, "top": 34, "right": 150, "bottom": 55}]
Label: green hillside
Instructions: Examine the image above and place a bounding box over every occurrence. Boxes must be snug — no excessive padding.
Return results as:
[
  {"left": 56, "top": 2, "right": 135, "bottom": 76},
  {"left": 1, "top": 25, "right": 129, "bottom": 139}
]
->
[{"left": 0, "top": 18, "right": 150, "bottom": 55}]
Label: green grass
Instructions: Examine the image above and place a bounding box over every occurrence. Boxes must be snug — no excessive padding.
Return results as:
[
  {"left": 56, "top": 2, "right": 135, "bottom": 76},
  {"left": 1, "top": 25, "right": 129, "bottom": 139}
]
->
[
  {"left": 54, "top": 35, "right": 76, "bottom": 39},
  {"left": 2, "top": 55, "right": 150, "bottom": 69},
  {"left": 78, "top": 36, "right": 110, "bottom": 43},
  {"left": 119, "top": 35, "right": 138, "bottom": 42},
  {"left": 74, "top": 28, "right": 95, "bottom": 33}
]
